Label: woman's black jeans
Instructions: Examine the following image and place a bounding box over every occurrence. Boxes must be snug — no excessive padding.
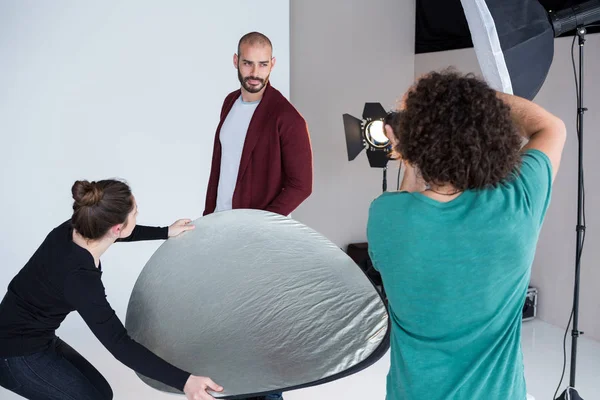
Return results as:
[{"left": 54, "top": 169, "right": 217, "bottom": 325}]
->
[{"left": 0, "top": 337, "right": 112, "bottom": 400}]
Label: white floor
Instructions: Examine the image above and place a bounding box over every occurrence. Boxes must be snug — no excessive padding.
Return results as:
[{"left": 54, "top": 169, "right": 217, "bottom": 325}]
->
[{"left": 2, "top": 319, "right": 599, "bottom": 399}]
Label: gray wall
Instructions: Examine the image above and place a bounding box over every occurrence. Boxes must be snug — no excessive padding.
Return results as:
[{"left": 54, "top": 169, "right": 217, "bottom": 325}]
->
[
  {"left": 290, "top": 0, "right": 416, "bottom": 248},
  {"left": 414, "top": 35, "right": 600, "bottom": 341}
]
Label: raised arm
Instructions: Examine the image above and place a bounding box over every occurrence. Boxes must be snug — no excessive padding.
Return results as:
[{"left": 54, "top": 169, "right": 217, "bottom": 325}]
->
[{"left": 497, "top": 92, "right": 567, "bottom": 182}]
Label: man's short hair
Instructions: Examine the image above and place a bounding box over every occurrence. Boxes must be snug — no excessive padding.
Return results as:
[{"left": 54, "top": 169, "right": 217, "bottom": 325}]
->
[{"left": 237, "top": 32, "right": 273, "bottom": 56}]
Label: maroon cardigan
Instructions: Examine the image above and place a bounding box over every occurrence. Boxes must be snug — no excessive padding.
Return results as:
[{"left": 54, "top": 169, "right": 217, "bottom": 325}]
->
[{"left": 203, "top": 83, "right": 313, "bottom": 216}]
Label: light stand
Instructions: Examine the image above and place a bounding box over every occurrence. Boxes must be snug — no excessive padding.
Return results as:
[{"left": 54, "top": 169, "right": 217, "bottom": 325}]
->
[
  {"left": 548, "top": 2, "right": 600, "bottom": 398},
  {"left": 555, "top": 25, "right": 587, "bottom": 400}
]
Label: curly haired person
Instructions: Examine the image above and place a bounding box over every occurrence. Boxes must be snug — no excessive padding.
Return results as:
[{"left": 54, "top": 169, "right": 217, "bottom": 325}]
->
[{"left": 367, "top": 69, "right": 566, "bottom": 400}]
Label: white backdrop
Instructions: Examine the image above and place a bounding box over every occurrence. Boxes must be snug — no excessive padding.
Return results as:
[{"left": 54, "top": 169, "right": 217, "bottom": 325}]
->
[{"left": 0, "top": 2, "right": 289, "bottom": 398}]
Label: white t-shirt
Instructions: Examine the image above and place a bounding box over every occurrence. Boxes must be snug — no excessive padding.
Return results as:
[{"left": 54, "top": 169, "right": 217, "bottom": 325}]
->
[{"left": 215, "top": 97, "right": 260, "bottom": 212}]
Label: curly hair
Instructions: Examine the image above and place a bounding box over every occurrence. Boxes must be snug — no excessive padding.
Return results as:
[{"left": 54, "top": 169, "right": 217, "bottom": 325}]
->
[{"left": 391, "top": 69, "right": 523, "bottom": 191}]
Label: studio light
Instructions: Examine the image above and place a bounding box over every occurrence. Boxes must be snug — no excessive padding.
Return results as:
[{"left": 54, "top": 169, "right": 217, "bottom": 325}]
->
[
  {"left": 365, "top": 120, "right": 388, "bottom": 148},
  {"left": 549, "top": 0, "right": 600, "bottom": 37},
  {"left": 342, "top": 102, "right": 396, "bottom": 169}
]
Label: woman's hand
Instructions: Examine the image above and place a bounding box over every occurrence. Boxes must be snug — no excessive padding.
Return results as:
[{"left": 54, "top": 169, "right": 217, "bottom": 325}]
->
[
  {"left": 183, "top": 375, "right": 223, "bottom": 400},
  {"left": 168, "top": 219, "right": 195, "bottom": 238}
]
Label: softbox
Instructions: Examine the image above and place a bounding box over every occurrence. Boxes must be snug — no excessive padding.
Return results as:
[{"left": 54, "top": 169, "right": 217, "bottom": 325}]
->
[
  {"left": 460, "top": 0, "right": 555, "bottom": 100},
  {"left": 125, "top": 210, "right": 390, "bottom": 399}
]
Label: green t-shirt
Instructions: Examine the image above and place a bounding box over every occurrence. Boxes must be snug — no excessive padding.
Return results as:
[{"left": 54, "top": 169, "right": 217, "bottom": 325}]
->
[{"left": 367, "top": 150, "right": 552, "bottom": 400}]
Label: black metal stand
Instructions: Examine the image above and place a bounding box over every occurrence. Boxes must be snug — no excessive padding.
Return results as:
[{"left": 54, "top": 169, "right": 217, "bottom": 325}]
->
[{"left": 557, "top": 26, "right": 587, "bottom": 400}]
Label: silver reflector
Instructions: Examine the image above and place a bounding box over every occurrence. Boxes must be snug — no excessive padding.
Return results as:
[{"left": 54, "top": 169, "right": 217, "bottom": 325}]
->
[{"left": 125, "top": 209, "right": 389, "bottom": 398}]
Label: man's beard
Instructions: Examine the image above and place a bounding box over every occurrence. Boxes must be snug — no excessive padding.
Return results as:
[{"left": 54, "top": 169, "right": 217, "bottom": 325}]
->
[{"left": 238, "top": 70, "right": 270, "bottom": 94}]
